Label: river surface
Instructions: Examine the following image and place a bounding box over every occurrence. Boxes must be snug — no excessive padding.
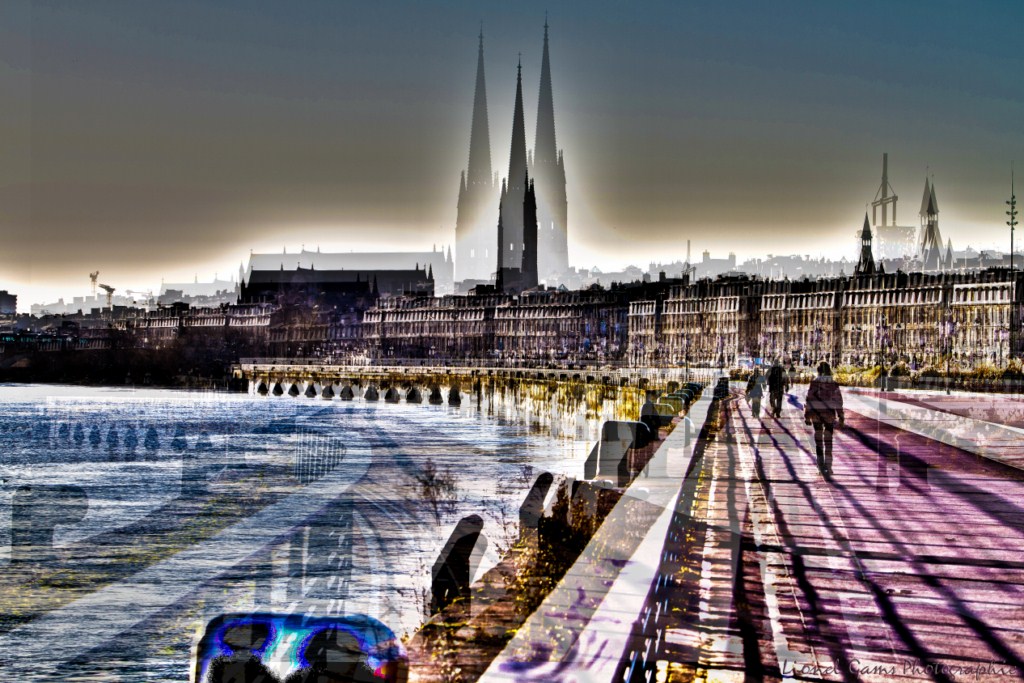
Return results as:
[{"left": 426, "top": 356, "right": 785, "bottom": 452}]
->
[{"left": 0, "top": 384, "right": 592, "bottom": 681}]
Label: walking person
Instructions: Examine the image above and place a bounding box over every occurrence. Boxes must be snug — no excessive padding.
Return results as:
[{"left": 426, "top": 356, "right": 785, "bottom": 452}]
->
[
  {"left": 767, "top": 360, "right": 786, "bottom": 418},
  {"left": 804, "top": 361, "right": 844, "bottom": 478},
  {"left": 746, "top": 368, "right": 767, "bottom": 419}
]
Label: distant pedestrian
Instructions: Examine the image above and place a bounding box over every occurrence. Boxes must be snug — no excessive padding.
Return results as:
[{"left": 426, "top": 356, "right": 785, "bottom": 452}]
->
[
  {"left": 746, "top": 369, "right": 766, "bottom": 419},
  {"left": 767, "top": 360, "right": 787, "bottom": 418},
  {"left": 786, "top": 363, "right": 797, "bottom": 392},
  {"left": 804, "top": 361, "right": 845, "bottom": 477}
]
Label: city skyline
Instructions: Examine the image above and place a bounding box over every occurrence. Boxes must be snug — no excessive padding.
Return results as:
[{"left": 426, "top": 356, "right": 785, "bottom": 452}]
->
[{"left": 3, "top": 1, "right": 1024, "bottom": 310}]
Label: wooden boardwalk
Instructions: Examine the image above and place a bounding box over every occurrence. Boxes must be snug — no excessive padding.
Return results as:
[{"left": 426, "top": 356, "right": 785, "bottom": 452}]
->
[{"left": 622, "top": 387, "right": 1024, "bottom": 682}]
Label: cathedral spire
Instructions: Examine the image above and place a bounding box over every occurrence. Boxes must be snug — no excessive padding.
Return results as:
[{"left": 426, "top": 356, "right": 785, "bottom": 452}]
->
[
  {"left": 467, "top": 27, "right": 492, "bottom": 186},
  {"left": 856, "top": 213, "right": 876, "bottom": 275},
  {"left": 534, "top": 18, "right": 557, "bottom": 166},
  {"left": 508, "top": 57, "right": 528, "bottom": 192}
]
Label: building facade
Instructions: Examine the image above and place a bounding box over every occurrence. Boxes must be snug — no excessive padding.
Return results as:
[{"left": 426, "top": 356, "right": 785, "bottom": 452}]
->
[{"left": 362, "top": 292, "right": 511, "bottom": 359}]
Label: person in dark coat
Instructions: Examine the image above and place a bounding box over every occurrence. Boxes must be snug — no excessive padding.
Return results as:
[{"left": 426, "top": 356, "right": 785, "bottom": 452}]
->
[
  {"left": 804, "top": 361, "right": 844, "bottom": 477},
  {"left": 746, "top": 369, "right": 767, "bottom": 419},
  {"left": 767, "top": 360, "right": 787, "bottom": 418}
]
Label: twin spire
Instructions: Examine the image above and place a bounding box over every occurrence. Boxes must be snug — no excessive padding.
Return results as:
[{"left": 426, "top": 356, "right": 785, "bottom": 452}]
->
[
  {"left": 534, "top": 19, "right": 558, "bottom": 167},
  {"left": 507, "top": 50, "right": 528, "bottom": 193},
  {"left": 457, "top": 21, "right": 566, "bottom": 287},
  {"left": 466, "top": 28, "right": 492, "bottom": 187}
]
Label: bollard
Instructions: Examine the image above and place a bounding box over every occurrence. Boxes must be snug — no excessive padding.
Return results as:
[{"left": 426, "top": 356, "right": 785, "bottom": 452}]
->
[
  {"left": 431, "top": 514, "right": 485, "bottom": 614},
  {"left": 583, "top": 421, "right": 654, "bottom": 487},
  {"left": 519, "top": 472, "right": 554, "bottom": 540}
]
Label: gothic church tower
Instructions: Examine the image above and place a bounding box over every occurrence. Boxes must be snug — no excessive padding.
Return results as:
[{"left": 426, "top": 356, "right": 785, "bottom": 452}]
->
[
  {"left": 529, "top": 20, "right": 569, "bottom": 283},
  {"left": 454, "top": 31, "right": 499, "bottom": 282}
]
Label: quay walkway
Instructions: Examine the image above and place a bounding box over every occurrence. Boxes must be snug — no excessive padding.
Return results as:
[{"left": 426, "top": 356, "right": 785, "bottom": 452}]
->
[
  {"left": 469, "top": 383, "right": 1024, "bottom": 681},
  {"left": 519, "top": 384, "right": 1024, "bottom": 682}
]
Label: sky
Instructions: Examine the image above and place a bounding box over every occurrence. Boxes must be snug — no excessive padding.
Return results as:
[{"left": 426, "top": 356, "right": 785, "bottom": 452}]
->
[{"left": 2, "top": 0, "right": 1024, "bottom": 310}]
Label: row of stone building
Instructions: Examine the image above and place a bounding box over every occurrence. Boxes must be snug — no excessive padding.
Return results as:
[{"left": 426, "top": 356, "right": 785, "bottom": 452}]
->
[
  {"left": 6, "top": 269, "right": 1022, "bottom": 371},
  {"left": 367, "top": 268, "right": 1023, "bottom": 370},
  {"left": 646, "top": 269, "right": 1021, "bottom": 369}
]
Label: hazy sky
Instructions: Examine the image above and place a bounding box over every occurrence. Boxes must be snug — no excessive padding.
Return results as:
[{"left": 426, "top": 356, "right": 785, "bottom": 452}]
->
[{"left": 3, "top": 0, "right": 1023, "bottom": 309}]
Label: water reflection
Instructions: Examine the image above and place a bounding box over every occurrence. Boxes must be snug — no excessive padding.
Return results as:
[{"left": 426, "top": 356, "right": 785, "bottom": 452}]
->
[{"left": 0, "top": 385, "right": 591, "bottom": 681}]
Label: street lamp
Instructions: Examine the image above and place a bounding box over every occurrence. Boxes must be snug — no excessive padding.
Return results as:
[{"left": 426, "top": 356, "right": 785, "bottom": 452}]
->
[
  {"left": 1008, "top": 165, "right": 1018, "bottom": 360},
  {"left": 811, "top": 323, "right": 823, "bottom": 368},
  {"left": 682, "top": 333, "right": 690, "bottom": 380},
  {"left": 876, "top": 315, "right": 891, "bottom": 392},
  {"left": 940, "top": 309, "right": 956, "bottom": 395}
]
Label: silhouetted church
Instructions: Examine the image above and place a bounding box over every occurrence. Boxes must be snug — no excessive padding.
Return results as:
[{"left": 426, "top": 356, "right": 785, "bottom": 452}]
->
[
  {"left": 855, "top": 214, "right": 877, "bottom": 276},
  {"left": 454, "top": 23, "right": 568, "bottom": 290},
  {"left": 495, "top": 61, "right": 539, "bottom": 294},
  {"left": 919, "top": 177, "right": 951, "bottom": 271}
]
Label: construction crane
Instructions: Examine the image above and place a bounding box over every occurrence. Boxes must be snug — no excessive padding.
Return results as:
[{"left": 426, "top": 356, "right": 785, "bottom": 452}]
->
[
  {"left": 98, "top": 284, "right": 115, "bottom": 308},
  {"left": 89, "top": 271, "right": 100, "bottom": 295}
]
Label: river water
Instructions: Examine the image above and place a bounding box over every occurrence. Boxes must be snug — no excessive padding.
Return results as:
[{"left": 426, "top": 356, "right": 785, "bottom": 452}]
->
[{"left": 0, "top": 384, "right": 593, "bottom": 681}]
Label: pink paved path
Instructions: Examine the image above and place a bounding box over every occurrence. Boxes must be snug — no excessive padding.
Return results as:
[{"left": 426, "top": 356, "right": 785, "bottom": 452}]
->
[{"left": 620, "top": 389, "right": 1024, "bottom": 682}]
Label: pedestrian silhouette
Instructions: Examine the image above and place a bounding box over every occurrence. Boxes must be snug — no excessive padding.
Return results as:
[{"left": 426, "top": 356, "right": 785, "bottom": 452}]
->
[
  {"left": 284, "top": 628, "right": 376, "bottom": 683},
  {"left": 746, "top": 369, "right": 766, "bottom": 419},
  {"left": 207, "top": 621, "right": 279, "bottom": 683},
  {"left": 767, "top": 360, "right": 787, "bottom": 418},
  {"left": 804, "top": 361, "right": 845, "bottom": 478}
]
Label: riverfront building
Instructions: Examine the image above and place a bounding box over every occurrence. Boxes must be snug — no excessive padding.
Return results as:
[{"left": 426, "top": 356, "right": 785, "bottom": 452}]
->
[
  {"left": 454, "top": 24, "right": 569, "bottom": 289},
  {"left": 358, "top": 267, "right": 1024, "bottom": 372},
  {"left": 362, "top": 292, "right": 512, "bottom": 360}
]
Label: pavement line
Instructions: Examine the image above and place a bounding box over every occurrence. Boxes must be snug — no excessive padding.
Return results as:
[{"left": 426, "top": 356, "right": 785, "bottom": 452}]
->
[
  {"left": 732, "top": 415, "right": 820, "bottom": 676},
  {"left": 694, "top": 444, "right": 744, "bottom": 682}
]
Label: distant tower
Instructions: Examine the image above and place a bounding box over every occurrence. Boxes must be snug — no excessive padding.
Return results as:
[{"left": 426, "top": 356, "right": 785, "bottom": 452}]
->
[
  {"left": 497, "top": 59, "right": 530, "bottom": 284},
  {"left": 529, "top": 20, "right": 569, "bottom": 283},
  {"left": 855, "top": 213, "right": 876, "bottom": 275},
  {"left": 919, "top": 177, "right": 944, "bottom": 270},
  {"left": 455, "top": 30, "right": 499, "bottom": 282},
  {"left": 872, "top": 153, "right": 898, "bottom": 227}
]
